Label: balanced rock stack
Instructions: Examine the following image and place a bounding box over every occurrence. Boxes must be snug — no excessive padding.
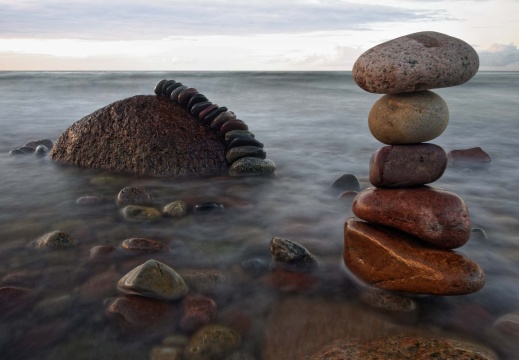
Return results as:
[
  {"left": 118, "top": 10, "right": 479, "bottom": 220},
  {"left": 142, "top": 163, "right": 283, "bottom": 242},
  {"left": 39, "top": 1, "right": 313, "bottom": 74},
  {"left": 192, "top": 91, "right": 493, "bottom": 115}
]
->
[
  {"left": 154, "top": 79, "right": 276, "bottom": 177},
  {"left": 344, "top": 31, "right": 484, "bottom": 295}
]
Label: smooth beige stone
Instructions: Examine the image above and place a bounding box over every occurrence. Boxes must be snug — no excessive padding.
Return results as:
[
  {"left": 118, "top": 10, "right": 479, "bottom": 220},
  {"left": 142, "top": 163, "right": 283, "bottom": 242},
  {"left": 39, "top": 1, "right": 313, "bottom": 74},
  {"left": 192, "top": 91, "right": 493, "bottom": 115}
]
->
[{"left": 368, "top": 91, "right": 448, "bottom": 145}]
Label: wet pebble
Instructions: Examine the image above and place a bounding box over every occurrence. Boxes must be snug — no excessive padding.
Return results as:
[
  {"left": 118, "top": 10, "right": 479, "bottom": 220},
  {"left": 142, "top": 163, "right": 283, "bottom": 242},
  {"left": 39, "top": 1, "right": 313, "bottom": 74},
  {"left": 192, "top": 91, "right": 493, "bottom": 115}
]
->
[
  {"left": 170, "top": 85, "right": 189, "bottom": 102},
  {"left": 190, "top": 101, "right": 213, "bottom": 118},
  {"left": 163, "top": 200, "right": 188, "bottom": 217},
  {"left": 122, "top": 238, "right": 171, "bottom": 253},
  {"left": 24, "top": 139, "right": 53, "bottom": 149},
  {"left": 76, "top": 195, "right": 104, "bottom": 206},
  {"left": 203, "top": 106, "right": 228, "bottom": 125},
  {"left": 117, "top": 186, "right": 152, "bottom": 206},
  {"left": 228, "top": 137, "right": 264, "bottom": 149},
  {"left": 187, "top": 94, "right": 209, "bottom": 112},
  {"left": 180, "top": 294, "right": 218, "bottom": 333},
  {"left": 178, "top": 88, "right": 200, "bottom": 108},
  {"left": 211, "top": 111, "right": 236, "bottom": 130},
  {"left": 161, "top": 80, "right": 178, "bottom": 95},
  {"left": 229, "top": 157, "right": 276, "bottom": 176},
  {"left": 19, "top": 146, "right": 36, "bottom": 153},
  {"left": 220, "top": 120, "right": 249, "bottom": 134},
  {"left": 225, "top": 130, "right": 255, "bottom": 143},
  {"left": 184, "top": 324, "right": 241, "bottom": 360},
  {"left": 150, "top": 346, "right": 184, "bottom": 360},
  {"left": 226, "top": 146, "right": 266, "bottom": 163},
  {"left": 122, "top": 205, "right": 161, "bottom": 222},
  {"left": 9, "top": 149, "right": 24, "bottom": 155},
  {"left": 165, "top": 82, "right": 184, "bottom": 97},
  {"left": 270, "top": 237, "right": 319, "bottom": 273},
  {"left": 359, "top": 288, "right": 417, "bottom": 313},
  {"left": 331, "top": 173, "right": 360, "bottom": 192},
  {"left": 154, "top": 79, "right": 167, "bottom": 95},
  {"left": 88, "top": 245, "right": 117, "bottom": 261},
  {"left": 197, "top": 104, "right": 219, "bottom": 121},
  {"left": 33, "top": 230, "right": 77, "bottom": 249},
  {"left": 35, "top": 144, "right": 49, "bottom": 156},
  {"left": 194, "top": 202, "right": 225, "bottom": 213},
  {"left": 106, "top": 295, "right": 178, "bottom": 337},
  {"left": 118, "top": 259, "right": 188, "bottom": 301}
]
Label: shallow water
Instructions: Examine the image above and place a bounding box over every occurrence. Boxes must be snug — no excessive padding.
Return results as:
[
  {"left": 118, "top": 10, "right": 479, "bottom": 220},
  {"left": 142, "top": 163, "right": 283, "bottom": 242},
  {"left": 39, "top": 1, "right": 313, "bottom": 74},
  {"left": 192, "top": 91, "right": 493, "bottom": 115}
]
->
[{"left": 0, "top": 71, "right": 518, "bottom": 359}]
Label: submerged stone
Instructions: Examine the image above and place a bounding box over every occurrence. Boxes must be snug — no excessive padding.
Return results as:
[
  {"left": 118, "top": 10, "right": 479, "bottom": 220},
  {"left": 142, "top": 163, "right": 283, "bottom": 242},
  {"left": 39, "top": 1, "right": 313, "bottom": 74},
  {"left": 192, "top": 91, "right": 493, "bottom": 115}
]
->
[
  {"left": 121, "top": 205, "right": 161, "bottom": 222},
  {"left": 184, "top": 325, "right": 241, "bottom": 360},
  {"left": 447, "top": 147, "right": 492, "bottom": 167},
  {"left": 33, "top": 230, "right": 77, "bottom": 249},
  {"left": 163, "top": 200, "right": 188, "bottom": 217},
  {"left": 229, "top": 157, "right": 276, "bottom": 176},
  {"left": 117, "top": 186, "right": 152, "bottom": 206},
  {"left": 270, "top": 236, "right": 318, "bottom": 273},
  {"left": 331, "top": 173, "right": 361, "bottom": 192},
  {"left": 353, "top": 31, "right": 480, "bottom": 94},
  {"left": 121, "top": 238, "right": 170, "bottom": 253},
  {"left": 225, "top": 130, "right": 255, "bottom": 143}
]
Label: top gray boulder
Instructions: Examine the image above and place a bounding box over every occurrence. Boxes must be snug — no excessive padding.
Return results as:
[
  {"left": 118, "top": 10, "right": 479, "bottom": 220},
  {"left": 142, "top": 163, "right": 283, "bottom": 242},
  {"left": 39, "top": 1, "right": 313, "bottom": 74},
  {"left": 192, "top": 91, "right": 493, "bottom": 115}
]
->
[{"left": 353, "top": 31, "right": 479, "bottom": 94}]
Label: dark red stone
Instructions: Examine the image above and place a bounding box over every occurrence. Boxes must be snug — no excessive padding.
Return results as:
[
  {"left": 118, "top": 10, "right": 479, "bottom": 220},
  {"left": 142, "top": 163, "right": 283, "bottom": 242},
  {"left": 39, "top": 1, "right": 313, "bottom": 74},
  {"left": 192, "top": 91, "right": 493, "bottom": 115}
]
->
[
  {"left": 88, "top": 245, "right": 117, "bottom": 261},
  {"left": 180, "top": 294, "right": 217, "bottom": 333},
  {"left": 447, "top": 147, "right": 491, "bottom": 167},
  {"left": 0, "top": 286, "right": 35, "bottom": 317},
  {"left": 220, "top": 120, "right": 249, "bottom": 135},
  {"left": 370, "top": 143, "right": 447, "bottom": 188},
  {"left": 198, "top": 104, "right": 219, "bottom": 120},
  {"left": 343, "top": 218, "right": 485, "bottom": 295},
  {"left": 177, "top": 88, "right": 199, "bottom": 108},
  {"left": 191, "top": 101, "right": 213, "bottom": 118},
  {"left": 352, "top": 186, "right": 471, "bottom": 249}
]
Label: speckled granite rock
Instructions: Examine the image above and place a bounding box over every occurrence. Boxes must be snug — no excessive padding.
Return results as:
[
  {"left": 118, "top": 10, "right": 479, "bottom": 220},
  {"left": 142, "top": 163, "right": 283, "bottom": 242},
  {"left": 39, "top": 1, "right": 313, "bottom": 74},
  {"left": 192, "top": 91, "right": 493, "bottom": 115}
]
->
[
  {"left": 50, "top": 95, "right": 228, "bottom": 177},
  {"left": 353, "top": 31, "right": 479, "bottom": 94}
]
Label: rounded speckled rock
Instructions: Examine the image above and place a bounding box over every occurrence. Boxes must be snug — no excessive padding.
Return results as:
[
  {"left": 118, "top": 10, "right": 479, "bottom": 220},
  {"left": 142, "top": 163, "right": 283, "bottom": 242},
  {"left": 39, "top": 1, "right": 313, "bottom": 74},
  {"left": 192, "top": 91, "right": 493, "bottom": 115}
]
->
[
  {"left": 118, "top": 259, "right": 188, "bottom": 301},
  {"left": 184, "top": 324, "right": 241, "bottom": 360},
  {"left": 178, "top": 88, "right": 199, "bottom": 108},
  {"left": 170, "top": 85, "right": 188, "bottom": 103},
  {"left": 163, "top": 200, "right": 188, "bottom": 217},
  {"left": 226, "top": 146, "right": 266, "bottom": 163},
  {"left": 353, "top": 31, "right": 480, "bottom": 94},
  {"left": 229, "top": 157, "right": 276, "bottom": 176},
  {"left": 154, "top": 79, "right": 167, "bottom": 95},
  {"left": 210, "top": 111, "right": 236, "bottom": 130},
  {"left": 33, "top": 230, "right": 77, "bottom": 249},
  {"left": 228, "top": 137, "right": 264, "bottom": 149},
  {"left": 117, "top": 186, "right": 152, "bottom": 206},
  {"left": 270, "top": 236, "right": 319, "bottom": 273},
  {"left": 368, "top": 90, "right": 448, "bottom": 145}
]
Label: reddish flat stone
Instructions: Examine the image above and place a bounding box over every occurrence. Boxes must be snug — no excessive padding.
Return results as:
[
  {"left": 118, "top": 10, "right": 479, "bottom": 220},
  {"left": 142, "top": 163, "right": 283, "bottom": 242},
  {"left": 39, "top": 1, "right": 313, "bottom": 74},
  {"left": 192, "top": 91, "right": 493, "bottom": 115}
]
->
[
  {"left": 447, "top": 147, "right": 491, "bottom": 167},
  {"left": 343, "top": 218, "right": 485, "bottom": 295},
  {"left": 370, "top": 144, "right": 447, "bottom": 188},
  {"left": 352, "top": 186, "right": 470, "bottom": 249}
]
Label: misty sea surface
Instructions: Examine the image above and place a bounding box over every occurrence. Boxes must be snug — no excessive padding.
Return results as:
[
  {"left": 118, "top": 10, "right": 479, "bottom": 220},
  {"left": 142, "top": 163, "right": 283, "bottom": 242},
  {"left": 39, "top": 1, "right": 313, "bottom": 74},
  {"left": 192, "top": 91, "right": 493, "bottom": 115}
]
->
[{"left": 0, "top": 71, "right": 518, "bottom": 359}]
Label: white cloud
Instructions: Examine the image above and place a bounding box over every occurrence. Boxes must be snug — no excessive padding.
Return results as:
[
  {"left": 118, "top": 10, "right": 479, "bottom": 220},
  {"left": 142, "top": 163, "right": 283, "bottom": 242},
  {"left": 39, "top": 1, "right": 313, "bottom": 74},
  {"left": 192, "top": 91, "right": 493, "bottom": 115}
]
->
[{"left": 479, "top": 43, "right": 519, "bottom": 68}]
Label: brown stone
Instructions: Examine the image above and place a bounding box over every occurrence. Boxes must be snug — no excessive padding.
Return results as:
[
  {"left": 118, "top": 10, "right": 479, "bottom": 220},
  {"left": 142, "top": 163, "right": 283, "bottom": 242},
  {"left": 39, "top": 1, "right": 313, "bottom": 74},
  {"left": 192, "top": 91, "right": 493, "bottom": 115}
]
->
[
  {"left": 220, "top": 120, "right": 249, "bottom": 135},
  {"left": 370, "top": 143, "right": 447, "bottom": 188},
  {"left": 121, "top": 238, "right": 170, "bottom": 253},
  {"left": 353, "top": 31, "right": 479, "bottom": 94},
  {"left": 310, "top": 335, "right": 497, "bottom": 359},
  {"left": 352, "top": 186, "right": 470, "bottom": 249},
  {"left": 0, "top": 286, "right": 35, "bottom": 317},
  {"left": 447, "top": 147, "right": 492, "bottom": 166},
  {"left": 343, "top": 218, "right": 485, "bottom": 295},
  {"left": 180, "top": 294, "right": 217, "bottom": 333},
  {"left": 368, "top": 91, "right": 449, "bottom": 145},
  {"left": 50, "top": 95, "right": 228, "bottom": 177},
  {"left": 106, "top": 295, "right": 177, "bottom": 336}
]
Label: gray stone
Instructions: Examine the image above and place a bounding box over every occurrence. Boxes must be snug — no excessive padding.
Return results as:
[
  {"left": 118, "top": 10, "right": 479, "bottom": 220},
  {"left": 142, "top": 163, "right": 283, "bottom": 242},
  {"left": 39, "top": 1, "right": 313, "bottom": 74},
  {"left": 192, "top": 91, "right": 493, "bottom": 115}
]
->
[
  {"left": 163, "top": 200, "right": 188, "bottom": 217},
  {"left": 24, "top": 139, "right": 53, "bottom": 149},
  {"left": 226, "top": 146, "right": 266, "bottom": 163},
  {"left": 121, "top": 205, "right": 161, "bottom": 222},
  {"left": 368, "top": 90, "right": 449, "bottom": 145},
  {"left": 331, "top": 174, "right": 360, "bottom": 192},
  {"left": 35, "top": 145, "right": 49, "bottom": 156},
  {"left": 353, "top": 31, "right": 480, "bottom": 94},
  {"left": 225, "top": 130, "right": 255, "bottom": 143},
  {"left": 33, "top": 230, "right": 77, "bottom": 249},
  {"left": 270, "top": 237, "right": 318, "bottom": 273},
  {"left": 229, "top": 157, "right": 276, "bottom": 176},
  {"left": 117, "top": 186, "right": 152, "bottom": 206},
  {"left": 118, "top": 259, "right": 188, "bottom": 301}
]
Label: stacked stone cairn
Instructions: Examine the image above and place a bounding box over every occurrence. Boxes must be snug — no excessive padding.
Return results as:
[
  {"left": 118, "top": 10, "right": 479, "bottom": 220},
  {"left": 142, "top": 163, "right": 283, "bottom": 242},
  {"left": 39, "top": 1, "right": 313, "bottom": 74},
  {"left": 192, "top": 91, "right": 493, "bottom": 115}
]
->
[
  {"left": 154, "top": 79, "right": 276, "bottom": 177},
  {"left": 344, "top": 31, "right": 485, "bottom": 296}
]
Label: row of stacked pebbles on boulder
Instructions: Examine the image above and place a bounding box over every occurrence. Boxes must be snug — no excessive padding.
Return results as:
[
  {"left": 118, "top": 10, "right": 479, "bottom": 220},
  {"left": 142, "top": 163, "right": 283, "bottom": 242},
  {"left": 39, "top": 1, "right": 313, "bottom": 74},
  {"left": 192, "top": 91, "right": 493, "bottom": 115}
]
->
[
  {"left": 154, "top": 79, "right": 276, "bottom": 176},
  {"left": 344, "top": 31, "right": 485, "bottom": 296}
]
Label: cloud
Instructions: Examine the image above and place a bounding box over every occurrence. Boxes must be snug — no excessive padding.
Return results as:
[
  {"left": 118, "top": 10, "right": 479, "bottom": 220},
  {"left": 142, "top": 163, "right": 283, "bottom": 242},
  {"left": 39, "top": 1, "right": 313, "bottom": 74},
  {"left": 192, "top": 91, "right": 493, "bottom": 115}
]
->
[
  {"left": 272, "top": 45, "right": 364, "bottom": 70},
  {"left": 479, "top": 43, "right": 519, "bottom": 67},
  {"left": 0, "top": 0, "right": 450, "bottom": 40}
]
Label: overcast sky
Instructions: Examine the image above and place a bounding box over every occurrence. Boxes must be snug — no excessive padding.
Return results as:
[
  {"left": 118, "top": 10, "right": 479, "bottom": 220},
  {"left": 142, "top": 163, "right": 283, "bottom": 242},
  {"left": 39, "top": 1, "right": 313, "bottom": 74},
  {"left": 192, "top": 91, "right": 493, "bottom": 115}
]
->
[{"left": 0, "top": 0, "right": 518, "bottom": 71}]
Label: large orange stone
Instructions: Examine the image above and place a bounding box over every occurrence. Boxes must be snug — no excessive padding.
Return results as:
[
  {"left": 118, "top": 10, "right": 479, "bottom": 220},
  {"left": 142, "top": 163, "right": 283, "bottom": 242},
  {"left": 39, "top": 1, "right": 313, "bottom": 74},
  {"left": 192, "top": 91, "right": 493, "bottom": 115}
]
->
[
  {"left": 352, "top": 186, "right": 470, "bottom": 249},
  {"left": 343, "top": 218, "right": 484, "bottom": 295}
]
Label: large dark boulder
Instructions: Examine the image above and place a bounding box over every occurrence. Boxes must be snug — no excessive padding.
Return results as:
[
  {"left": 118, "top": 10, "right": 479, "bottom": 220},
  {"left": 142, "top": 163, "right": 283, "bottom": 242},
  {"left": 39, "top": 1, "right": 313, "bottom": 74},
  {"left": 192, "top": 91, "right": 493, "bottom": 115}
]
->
[{"left": 50, "top": 95, "right": 228, "bottom": 177}]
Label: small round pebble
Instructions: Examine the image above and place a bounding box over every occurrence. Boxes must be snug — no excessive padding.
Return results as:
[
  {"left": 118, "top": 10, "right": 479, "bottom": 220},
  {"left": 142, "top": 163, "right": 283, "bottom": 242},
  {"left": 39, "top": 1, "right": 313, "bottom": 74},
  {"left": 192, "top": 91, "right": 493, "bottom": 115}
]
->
[
  {"left": 331, "top": 173, "right": 360, "bottom": 192},
  {"left": 19, "top": 146, "right": 36, "bottom": 153},
  {"left": 191, "top": 101, "right": 213, "bottom": 118},
  {"left": 211, "top": 111, "right": 236, "bottom": 130},
  {"left": 165, "top": 82, "right": 184, "bottom": 97},
  {"left": 117, "top": 186, "right": 152, "bottom": 206},
  {"left": 225, "top": 130, "right": 255, "bottom": 143},
  {"left": 161, "top": 80, "right": 177, "bottom": 95},
  {"left": 35, "top": 144, "right": 49, "bottom": 156},
  {"left": 270, "top": 236, "right": 319, "bottom": 273},
  {"left": 226, "top": 146, "right": 266, "bottom": 163},
  {"left": 203, "top": 106, "right": 228, "bottom": 125},
  {"left": 220, "top": 120, "right": 248, "bottom": 134},
  {"left": 122, "top": 205, "right": 162, "bottom": 222},
  {"left": 122, "top": 238, "right": 170, "bottom": 253},
  {"left": 229, "top": 157, "right": 276, "bottom": 176},
  {"left": 76, "top": 195, "right": 104, "bottom": 206},
  {"left": 198, "top": 104, "right": 219, "bottom": 120},
  {"left": 187, "top": 94, "right": 209, "bottom": 112},
  {"left": 228, "top": 137, "right": 264, "bottom": 149},
  {"left": 184, "top": 324, "right": 241, "bottom": 360},
  {"left": 178, "top": 88, "right": 200, "bottom": 108},
  {"left": 163, "top": 200, "right": 188, "bottom": 217},
  {"left": 154, "top": 79, "right": 168, "bottom": 95},
  {"left": 170, "top": 85, "right": 189, "bottom": 102}
]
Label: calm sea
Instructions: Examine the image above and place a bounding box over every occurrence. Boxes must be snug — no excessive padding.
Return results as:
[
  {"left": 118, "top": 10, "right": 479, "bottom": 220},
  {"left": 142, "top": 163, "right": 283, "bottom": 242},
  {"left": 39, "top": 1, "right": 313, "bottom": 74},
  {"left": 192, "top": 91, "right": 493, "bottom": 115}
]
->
[{"left": 0, "top": 71, "right": 518, "bottom": 359}]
